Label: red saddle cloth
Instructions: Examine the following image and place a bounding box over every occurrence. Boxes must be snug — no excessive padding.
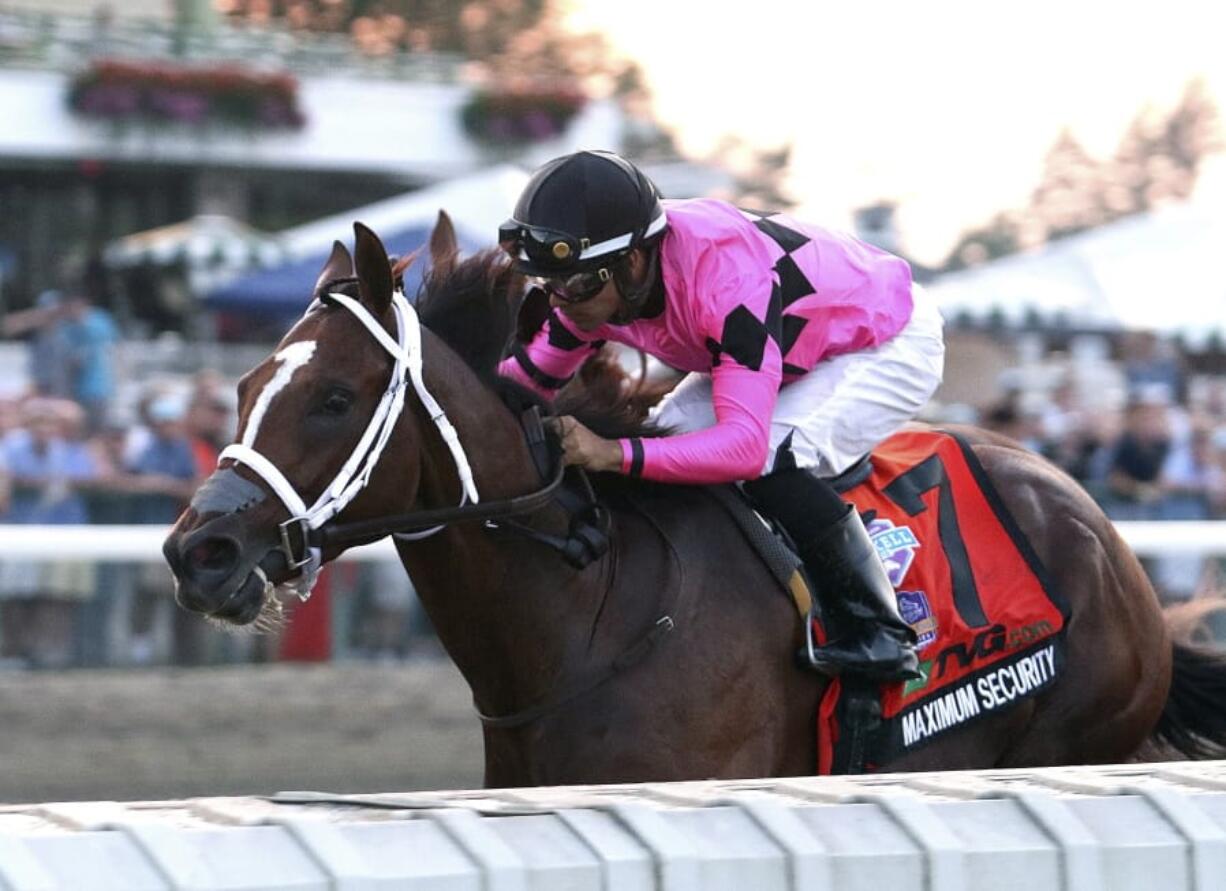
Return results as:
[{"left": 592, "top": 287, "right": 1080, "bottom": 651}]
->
[{"left": 816, "top": 429, "right": 1069, "bottom": 774}]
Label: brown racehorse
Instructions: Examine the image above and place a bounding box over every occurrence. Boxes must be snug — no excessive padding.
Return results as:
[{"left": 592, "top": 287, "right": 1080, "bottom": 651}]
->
[{"left": 164, "top": 219, "right": 1226, "bottom": 786}]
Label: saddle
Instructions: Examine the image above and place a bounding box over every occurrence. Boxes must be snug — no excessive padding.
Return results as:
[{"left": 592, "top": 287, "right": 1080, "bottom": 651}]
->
[{"left": 710, "top": 429, "right": 1070, "bottom": 775}]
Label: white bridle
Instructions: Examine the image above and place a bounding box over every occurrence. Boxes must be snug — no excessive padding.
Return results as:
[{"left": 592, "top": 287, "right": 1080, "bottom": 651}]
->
[{"left": 217, "top": 289, "right": 479, "bottom": 601}]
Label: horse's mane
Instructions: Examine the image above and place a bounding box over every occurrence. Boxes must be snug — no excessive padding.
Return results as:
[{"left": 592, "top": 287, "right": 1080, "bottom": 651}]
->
[{"left": 415, "top": 248, "right": 671, "bottom": 443}]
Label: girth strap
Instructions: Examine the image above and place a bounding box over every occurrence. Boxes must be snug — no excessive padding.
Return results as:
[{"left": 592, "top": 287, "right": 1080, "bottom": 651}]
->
[
  {"left": 475, "top": 616, "right": 675, "bottom": 730},
  {"left": 474, "top": 487, "right": 680, "bottom": 730}
]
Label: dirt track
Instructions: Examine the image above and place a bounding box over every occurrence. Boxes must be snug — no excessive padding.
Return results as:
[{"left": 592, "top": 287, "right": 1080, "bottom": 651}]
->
[{"left": 0, "top": 661, "right": 483, "bottom": 804}]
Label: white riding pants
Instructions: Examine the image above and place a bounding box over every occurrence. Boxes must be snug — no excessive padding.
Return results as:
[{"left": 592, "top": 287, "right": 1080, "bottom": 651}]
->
[{"left": 650, "top": 285, "right": 946, "bottom": 478}]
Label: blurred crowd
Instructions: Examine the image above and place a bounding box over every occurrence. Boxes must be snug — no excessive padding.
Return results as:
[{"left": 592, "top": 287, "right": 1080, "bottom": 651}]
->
[
  {"left": 950, "top": 331, "right": 1226, "bottom": 603},
  {"left": 0, "top": 291, "right": 429, "bottom": 669}
]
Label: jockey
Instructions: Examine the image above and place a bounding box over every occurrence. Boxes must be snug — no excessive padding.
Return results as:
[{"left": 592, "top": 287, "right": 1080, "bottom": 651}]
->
[{"left": 497, "top": 150, "right": 945, "bottom": 682}]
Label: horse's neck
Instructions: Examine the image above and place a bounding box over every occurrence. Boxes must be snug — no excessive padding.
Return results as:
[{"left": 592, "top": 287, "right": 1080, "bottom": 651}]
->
[{"left": 398, "top": 333, "right": 601, "bottom": 715}]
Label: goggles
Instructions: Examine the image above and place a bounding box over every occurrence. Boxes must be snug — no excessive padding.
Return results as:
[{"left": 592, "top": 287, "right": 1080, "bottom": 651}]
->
[
  {"left": 539, "top": 268, "right": 612, "bottom": 304},
  {"left": 499, "top": 220, "right": 584, "bottom": 272}
]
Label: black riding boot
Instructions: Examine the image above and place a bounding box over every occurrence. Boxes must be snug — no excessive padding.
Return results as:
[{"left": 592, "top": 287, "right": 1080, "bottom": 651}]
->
[
  {"left": 745, "top": 469, "right": 921, "bottom": 682},
  {"left": 799, "top": 504, "right": 922, "bottom": 680}
]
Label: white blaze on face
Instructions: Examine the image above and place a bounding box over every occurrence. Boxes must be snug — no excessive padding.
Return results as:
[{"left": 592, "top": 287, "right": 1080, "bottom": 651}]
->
[{"left": 241, "top": 340, "right": 318, "bottom": 448}]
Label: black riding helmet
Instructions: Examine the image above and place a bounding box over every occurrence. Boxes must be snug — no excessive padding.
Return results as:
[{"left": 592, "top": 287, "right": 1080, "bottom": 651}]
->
[{"left": 499, "top": 150, "right": 668, "bottom": 281}]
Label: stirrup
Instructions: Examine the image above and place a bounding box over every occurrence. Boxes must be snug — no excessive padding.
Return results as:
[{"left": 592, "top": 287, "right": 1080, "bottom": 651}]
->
[
  {"left": 800, "top": 610, "right": 921, "bottom": 682},
  {"left": 802, "top": 605, "right": 840, "bottom": 677}
]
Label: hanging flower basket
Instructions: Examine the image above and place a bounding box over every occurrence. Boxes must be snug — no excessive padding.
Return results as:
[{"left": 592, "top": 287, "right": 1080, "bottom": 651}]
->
[
  {"left": 68, "top": 60, "right": 306, "bottom": 131},
  {"left": 461, "top": 85, "right": 586, "bottom": 145}
]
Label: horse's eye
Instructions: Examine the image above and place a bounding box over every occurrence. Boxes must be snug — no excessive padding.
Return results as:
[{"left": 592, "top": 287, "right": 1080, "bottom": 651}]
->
[{"left": 320, "top": 390, "right": 353, "bottom": 416}]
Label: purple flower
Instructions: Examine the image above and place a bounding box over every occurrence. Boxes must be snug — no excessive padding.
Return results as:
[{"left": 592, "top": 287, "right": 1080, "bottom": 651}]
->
[
  {"left": 486, "top": 115, "right": 515, "bottom": 141},
  {"left": 70, "top": 61, "right": 306, "bottom": 130},
  {"left": 256, "top": 98, "right": 290, "bottom": 127},
  {"left": 148, "top": 89, "right": 209, "bottom": 124},
  {"left": 522, "top": 110, "right": 557, "bottom": 140},
  {"left": 77, "top": 84, "right": 141, "bottom": 117}
]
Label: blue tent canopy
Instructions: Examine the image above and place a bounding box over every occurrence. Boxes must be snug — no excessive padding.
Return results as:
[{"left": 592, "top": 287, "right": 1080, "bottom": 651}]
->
[{"left": 203, "top": 223, "right": 482, "bottom": 317}]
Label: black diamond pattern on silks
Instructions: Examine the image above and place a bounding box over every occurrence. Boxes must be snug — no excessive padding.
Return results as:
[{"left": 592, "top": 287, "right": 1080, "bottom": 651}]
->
[
  {"left": 705, "top": 336, "right": 723, "bottom": 367},
  {"left": 765, "top": 282, "right": 782, "bottom": 344},
  {"left": 546, "top": 310, "right": 587, "bottom": 351},
  {"left": 781, "top": 314, "right": 808, "bottom": 356},
  {"left": 774, "top": 254, "right": 815, "bottom": 307},
  {"left": 719, "top": 305, "right": 769, "bottom": 371},
  {"left": 755, "top": 216, "right": 811, "bottom": 253},
  {"left": 772, "top": 430, "right": 798, "bottom": 471}
]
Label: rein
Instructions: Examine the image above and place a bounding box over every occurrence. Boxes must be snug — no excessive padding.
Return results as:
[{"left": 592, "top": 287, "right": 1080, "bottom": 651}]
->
[
  {"left": 312, "top": 451, "right": 567, "bottom": 550},
  {"left": 475, "top": 488, "right": 681, "bottom": 730}
]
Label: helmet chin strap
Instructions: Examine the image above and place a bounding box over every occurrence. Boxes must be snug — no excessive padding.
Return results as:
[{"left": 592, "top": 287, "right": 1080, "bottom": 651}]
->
[{"left": 609, "top": 243, "right": 662, "bottom": 325}]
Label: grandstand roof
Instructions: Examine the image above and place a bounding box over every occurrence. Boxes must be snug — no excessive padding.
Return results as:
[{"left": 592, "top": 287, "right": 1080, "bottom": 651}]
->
[
  {"left": 929, "top": 199, "right": 1226, "bottom": 343},
  {"left": 202, "top": 165, "right": 527, "bottom": 316}
]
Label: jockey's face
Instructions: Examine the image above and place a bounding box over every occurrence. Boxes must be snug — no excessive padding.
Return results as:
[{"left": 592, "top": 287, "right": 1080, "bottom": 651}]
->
[
  {"left": 550, "top": 275, "right": 621, "bottom": 331},
  {"left": 548, "top": 248, "right": 646, "bottom": 332}
]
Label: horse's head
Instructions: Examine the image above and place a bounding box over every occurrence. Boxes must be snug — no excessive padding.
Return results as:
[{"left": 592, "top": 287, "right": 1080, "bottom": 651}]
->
[{"left": 163, "top": 220, "right": 469, "bottom": 625}]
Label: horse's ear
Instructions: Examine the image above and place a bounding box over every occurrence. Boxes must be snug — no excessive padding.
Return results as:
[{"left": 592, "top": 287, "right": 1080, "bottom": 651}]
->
[
  {"left": 353, "top": 222, "right": 394, "bottom": 314},
  {"left": 516, "top": 284, "right": 551, "bottom": 343},
  {"left": 314, "top": 240, "right": 353, "bottom": 297},
  {"left": 429, "top": 210, "right": 458, "bottom": 279}
]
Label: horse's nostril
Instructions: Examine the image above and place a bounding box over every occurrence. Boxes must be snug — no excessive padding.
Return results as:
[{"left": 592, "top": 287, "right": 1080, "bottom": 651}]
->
[{"left": 187, "top": 537, "right": 239, "bottom": 575}]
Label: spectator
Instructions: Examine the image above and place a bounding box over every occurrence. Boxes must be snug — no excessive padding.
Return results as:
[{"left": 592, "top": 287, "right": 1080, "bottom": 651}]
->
[
  {"left": 1204, "top": 427, "right": 1226, "bottom": 515},
  {"left": 26, "top": 290, "right": 75, "bottom": 398},
  {"left": 1, "top": 290, "right": 74, "bottom": 399},
  {"left": 0, "top": 396, "right": 21, "bottom": 439},
  {"left": 185, "top": 381, "right": 234, "bottom": 475},
  {"left": 1039, "top": 379, "right": 1097, "bottom": 477},
  {"left": 128, "top": 394, "right": 198, "bottom": 523},
  {"left": 1162, "top": 424, "right": 1223, "bottom": 513},
  {"left": 982, "top": 397, "right": 1044, "bottom": 452},
  {"left": 72, "top": 412, "right": 143, "bottom": 667},
  {"left": 0, "top": 398, "right": 98, "bottom": 667},
  {"left": 61, "top": 292, "right": 120, "bottom": 434},
  {"left": 1119, "top": 331, "right": 1186, "bottom": 405},
  {"left": 126, "top": 392, "right": 205, "bottom": 665},
  {"left": 1150, "top": 423, "right": 1224, "bottom": 602},
  {"left": 1102, "top": 387, "right": 1173, "bottom": 517}
]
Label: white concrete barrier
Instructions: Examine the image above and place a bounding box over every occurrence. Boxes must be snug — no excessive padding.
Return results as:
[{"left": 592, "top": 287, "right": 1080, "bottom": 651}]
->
[
  {"left": 0, "top": 520, "right": 1219, "bottom": 562},
  {"left": 4, "top": 762, "right": 1226, "bottom": 889}
]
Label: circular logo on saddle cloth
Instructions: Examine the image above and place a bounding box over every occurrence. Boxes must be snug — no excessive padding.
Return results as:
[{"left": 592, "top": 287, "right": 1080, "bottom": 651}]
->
[
  {"left": 867, "top": 518, "right": 920, "bottom": 588},
  {"left": 896, "top": 590, "right": 938, "bottom": 651}
]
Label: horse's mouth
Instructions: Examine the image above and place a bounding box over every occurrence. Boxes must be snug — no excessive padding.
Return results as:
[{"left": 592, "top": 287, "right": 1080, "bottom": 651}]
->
[
  {"left": 211, "top": 570, "right": 270, "bottom": 624},
  {"left": 178, "top": 565, "right": 270, "bottom": 626},
  {"left": 169, "top": 530, "right": 297, "bottom": 627}
]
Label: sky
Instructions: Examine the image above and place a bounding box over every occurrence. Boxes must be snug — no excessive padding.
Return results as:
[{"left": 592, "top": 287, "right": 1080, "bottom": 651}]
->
[{"left": 564, "top": 0, "right": 1226, "bottom": 265}]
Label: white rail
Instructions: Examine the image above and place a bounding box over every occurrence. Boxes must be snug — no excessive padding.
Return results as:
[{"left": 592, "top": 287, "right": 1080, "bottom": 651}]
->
[
  {"left": 0, "top": 523, "right": 401, "bottom": 561},
  {"left": 0, "top": 521, "right": 1218, "bottom": 561},
  {"left": 3, "top": 761, "right": 1226, "bottom": 889}
]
